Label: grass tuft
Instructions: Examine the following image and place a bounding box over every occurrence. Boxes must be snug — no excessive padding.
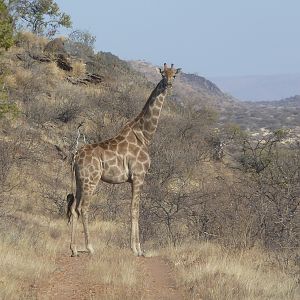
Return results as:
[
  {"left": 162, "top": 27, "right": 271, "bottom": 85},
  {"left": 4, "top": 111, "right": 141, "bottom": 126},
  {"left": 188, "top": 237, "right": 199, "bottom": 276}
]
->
[{"left": 161, "top": 242, "right": 299, "bottom": 300}]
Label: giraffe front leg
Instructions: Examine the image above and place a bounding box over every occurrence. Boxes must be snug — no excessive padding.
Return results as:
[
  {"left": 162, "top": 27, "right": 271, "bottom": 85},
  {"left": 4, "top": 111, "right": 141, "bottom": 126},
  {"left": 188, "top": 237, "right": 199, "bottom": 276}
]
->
[
  {"left": 131, "top": 178, "right": 144, "bottom": 256},
  {"left": 135, "top": 221, "right": 143, "bottom": 256}
]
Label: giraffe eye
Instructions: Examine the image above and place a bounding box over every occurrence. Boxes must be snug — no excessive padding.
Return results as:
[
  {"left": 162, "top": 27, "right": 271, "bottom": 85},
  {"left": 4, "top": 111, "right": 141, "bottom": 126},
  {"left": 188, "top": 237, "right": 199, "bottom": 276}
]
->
[{"left": 173, "top": 75, "right": 176, "bottom": 78}]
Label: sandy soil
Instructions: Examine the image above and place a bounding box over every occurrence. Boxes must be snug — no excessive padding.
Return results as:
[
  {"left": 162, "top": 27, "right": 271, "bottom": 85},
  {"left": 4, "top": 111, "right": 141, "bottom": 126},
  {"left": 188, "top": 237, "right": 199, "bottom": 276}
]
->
[{"left": 36, "top": 251, "right": 182, "bottom": 299}]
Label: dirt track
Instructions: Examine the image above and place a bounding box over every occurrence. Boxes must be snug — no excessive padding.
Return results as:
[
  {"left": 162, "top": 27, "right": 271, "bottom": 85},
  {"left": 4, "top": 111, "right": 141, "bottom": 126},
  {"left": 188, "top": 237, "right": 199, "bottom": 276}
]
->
[
  {"left": 36, "top": 252, "right": 182, "bottom": 299},
  {"left": 138, "top": 256, "right": 182, "bottom": 300}
]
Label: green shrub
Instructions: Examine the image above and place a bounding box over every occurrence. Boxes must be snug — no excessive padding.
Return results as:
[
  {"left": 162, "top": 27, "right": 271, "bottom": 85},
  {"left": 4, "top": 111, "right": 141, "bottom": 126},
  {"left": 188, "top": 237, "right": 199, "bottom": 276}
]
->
[
  {"left": 0, "top": 101, "right": 19, "bottom": 118},
  {"left": 0, "top": 1, "right": 14, "bottom": 50}
]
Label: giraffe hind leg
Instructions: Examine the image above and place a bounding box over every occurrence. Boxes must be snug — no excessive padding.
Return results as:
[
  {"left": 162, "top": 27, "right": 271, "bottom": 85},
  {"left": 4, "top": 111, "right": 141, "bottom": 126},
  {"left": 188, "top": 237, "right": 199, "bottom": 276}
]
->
[
  {"left": 70, "top": 194, "right": 79, "bottom": 257},
  {"left": 79, "top": 164, "right": 102, "bottom": 255},
  {"left": 80, "top": 193, "right": 94, "bottom": 254}
]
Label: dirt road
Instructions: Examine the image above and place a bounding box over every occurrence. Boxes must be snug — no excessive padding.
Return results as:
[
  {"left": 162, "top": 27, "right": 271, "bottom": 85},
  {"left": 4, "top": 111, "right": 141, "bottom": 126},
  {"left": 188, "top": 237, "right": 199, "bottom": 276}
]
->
[
  {"left": 36, "top": 252, "right": 182, "bottom": 299},
  {"left": 138, "top": 256, "right": 182, "bottom": 300}
]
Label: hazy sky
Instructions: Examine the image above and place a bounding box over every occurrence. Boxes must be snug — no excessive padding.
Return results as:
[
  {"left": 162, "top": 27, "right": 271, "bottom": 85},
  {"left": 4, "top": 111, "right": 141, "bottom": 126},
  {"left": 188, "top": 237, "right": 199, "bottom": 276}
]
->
[{"left": 56, "top": 0, "right": 300, "bottom": 77}]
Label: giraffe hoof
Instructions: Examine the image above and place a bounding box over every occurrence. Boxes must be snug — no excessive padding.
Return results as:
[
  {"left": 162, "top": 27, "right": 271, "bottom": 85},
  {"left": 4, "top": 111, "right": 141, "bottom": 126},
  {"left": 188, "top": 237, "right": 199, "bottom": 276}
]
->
[
  {"left": 132, "top": 249, "right": 144, "bottom": 257},
  {"left": 87, "top": 244, "right": 94, "bottom": 255},
  {"left": 71, "top": 253, "right": 79, "bottom": 257},
  {"left": 132, "top": 249, "right": 139, "bottom": 256}
]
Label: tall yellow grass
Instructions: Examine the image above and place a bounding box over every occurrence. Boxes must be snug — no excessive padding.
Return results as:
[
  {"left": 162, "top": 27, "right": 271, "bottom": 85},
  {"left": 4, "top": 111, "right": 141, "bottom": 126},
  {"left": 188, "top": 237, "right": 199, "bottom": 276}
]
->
[
  {"left": 161, "top": 242, "right": 299, "bottom": 300},
  {"left": 17, "top": 31, "right": 48, "bottom": 50},
  {"left": 1, "top": 214, "right": 298, "bottom": 299},
  {"left": 0, "top": 214, "right": 64, "bottom": 299},
  {"left": 68, "top": 220, "right": 143, "bottom": 299},
  {"left": 71, "top": 60, "right": 86, "bottom": 77},
  {"left": 87, "top": 221, "right": 139, "bottom": 287},
  {"left": 44, "top": 61, "right": 65, "bottom": 80}
]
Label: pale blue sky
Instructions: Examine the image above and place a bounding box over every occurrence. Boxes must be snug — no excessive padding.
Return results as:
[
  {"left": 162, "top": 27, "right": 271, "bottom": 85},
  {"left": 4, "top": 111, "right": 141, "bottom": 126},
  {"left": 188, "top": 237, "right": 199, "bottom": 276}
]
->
[{"left": 56, "top": 0, "right": 300, "bottom": 77}]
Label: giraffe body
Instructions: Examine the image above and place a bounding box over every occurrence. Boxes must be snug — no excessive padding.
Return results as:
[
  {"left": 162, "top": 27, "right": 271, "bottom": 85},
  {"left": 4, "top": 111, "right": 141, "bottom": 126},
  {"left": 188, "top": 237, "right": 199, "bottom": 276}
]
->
[{"left": 69, "top": 64, "right": 180, "bottom": 256}]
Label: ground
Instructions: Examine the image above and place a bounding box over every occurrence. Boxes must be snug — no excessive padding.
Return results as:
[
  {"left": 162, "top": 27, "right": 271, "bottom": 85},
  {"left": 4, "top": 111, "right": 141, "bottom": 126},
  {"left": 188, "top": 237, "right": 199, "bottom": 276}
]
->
[{"left": 36, "top": 248, "right": 182, "bottom": 299}]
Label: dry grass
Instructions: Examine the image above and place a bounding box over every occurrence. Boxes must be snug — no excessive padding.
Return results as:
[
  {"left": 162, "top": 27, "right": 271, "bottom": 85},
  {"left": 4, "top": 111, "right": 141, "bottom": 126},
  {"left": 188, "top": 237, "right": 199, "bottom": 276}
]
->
[
  {"left": 44, "top": 61, "right": 66, "bottom": 80},
  {"left": 161, "top": 242, "right": 300, "bottom": 300},
  {"left": 0, "top": 214, "right": 65, "bottom": 299},
  {"left": 87, "top": 221, "right": 140, "bottom": 291},
  {"left": 0, "top": 212, "right": 140, "bottom": 299},
  {"left": 3, "top": 73, "right": 17, "bottom": 89},
  {"left": 71, "top": 60, "right": 86, "bottom": 77},
  {"left": 17, "top": 31, "right": 48, "bottom": 51},
  {"left": 13, "top": 68, "right": 33, "bottom": 86},
  {"left": 82, "top": 220, "right": 142, "bottom": 299}
]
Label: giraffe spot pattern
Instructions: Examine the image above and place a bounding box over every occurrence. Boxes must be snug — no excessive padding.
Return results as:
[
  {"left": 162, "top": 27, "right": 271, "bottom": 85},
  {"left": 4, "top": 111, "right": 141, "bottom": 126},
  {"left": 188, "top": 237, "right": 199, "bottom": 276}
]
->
[
  {"left": 118, "top": 140, "right": 129, "bottom": 152},
  {"left": 138, "top": 151, "right": 149, "bottom": 163},
  {"left": 85, "top": 156, "right": 92, "bottom": 164},
  {"left": 126, "top": 133, "right": 137, "bottom": 143},
  {"left": 128, "top": 144, "right": 140, "bottom": 156},
  {"left": 109, "top": 143, "right": 117, "bottom": 151},
  {"left": 152, "top": 107, "right": 161, "bottom": 117},
  {"left": 100, "top": 142, "right": 109, "bottom": 150}
]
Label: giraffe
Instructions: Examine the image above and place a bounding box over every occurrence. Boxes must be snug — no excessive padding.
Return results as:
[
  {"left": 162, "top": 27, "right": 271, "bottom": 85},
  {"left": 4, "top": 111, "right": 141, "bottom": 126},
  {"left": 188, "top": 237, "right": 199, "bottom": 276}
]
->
[{"left": 68, "top": 63, "right": 181, "bottom": 257}]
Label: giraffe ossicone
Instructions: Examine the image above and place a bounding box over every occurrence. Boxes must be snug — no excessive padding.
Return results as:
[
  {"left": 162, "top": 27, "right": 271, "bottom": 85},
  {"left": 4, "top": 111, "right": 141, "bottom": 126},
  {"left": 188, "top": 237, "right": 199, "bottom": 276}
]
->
[{"left": 68, "top": 63, "right": 181, "bottom": 257}]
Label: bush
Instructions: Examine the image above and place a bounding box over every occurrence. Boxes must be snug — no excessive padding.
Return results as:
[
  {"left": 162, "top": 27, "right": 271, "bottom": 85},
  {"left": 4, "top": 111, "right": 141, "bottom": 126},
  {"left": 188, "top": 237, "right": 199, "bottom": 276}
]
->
[
  {"left": 8, "top": 0, "right": 71, "bottom": 37},
  {"left": 0, "top": 73, "right": 19, "bottom": 119},
  {"left": 0, "top": 1, "right": 14, "bottom": 50},
  {"left": 65, "top": 29, "right": 95, "bottom": 58},
  {"left": 0, "top": 101, "right": 19, "bottom": 118}
]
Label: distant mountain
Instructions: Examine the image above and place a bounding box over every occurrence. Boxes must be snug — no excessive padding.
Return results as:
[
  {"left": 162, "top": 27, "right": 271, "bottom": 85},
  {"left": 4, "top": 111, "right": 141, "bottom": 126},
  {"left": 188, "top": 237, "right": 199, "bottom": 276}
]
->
[
  {"left": 227, "top": 95, "right": 300, "bottom": 130},
  {"left": 209, "top": 74, "right": 300, "bottom": 101}
]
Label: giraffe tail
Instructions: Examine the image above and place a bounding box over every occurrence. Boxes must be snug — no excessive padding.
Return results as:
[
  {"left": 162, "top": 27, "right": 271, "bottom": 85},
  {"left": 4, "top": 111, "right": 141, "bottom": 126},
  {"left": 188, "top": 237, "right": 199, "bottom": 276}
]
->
[
  {"left": 67, "top": 158, "right": 76, "bottom": 224},
  {"left": 66, "top": 193, "right": 75, "bottom": 224}
]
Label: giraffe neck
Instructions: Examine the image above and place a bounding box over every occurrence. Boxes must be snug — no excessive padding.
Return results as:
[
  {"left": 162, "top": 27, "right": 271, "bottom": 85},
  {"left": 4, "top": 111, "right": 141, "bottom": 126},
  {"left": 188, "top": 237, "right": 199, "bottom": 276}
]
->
[{"left": 133, "top": 79, "right": 168, "bottom": 143}]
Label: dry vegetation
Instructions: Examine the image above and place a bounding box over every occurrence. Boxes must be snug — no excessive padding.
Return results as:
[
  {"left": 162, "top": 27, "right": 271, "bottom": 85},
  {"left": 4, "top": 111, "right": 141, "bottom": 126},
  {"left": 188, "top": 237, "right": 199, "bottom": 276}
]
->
[
  {"left": 86, "top": 221, "right": 144, "bottom": 299},
  {"left": 161, "top": 242, "right": 299, "bottom": 300},
  {"left": 0, "top": 213, "right": 58, "bottom": 299},
  {"left": 0, "top": 31, "right": 299, "bottom": 299},
  {"left": 225, "top": 97, "right": 300, "bottom": 130}
]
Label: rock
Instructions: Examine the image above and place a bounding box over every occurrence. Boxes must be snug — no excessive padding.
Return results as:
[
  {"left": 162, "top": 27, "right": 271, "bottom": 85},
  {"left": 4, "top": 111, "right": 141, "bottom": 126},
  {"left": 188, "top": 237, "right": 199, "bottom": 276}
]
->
[{"left": 44, "top": 38, "right": 67, "bottom": 56}]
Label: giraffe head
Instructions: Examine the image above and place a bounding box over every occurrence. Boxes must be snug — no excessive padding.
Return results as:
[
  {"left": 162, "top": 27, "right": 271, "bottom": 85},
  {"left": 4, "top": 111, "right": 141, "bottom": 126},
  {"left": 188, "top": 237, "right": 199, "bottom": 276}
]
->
[{"left": 158, "top": 63, "right": 181, "bottom": 88}]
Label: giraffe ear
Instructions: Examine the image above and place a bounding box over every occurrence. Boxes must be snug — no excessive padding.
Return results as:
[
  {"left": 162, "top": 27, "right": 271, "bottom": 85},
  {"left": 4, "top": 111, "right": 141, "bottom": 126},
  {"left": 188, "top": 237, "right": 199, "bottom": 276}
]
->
[
  {"left": 175, "top": 68, "right": 182, "bottom": 74},
  {"left": 156, "top": 68, "right": 163, "bottom": 75}
]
